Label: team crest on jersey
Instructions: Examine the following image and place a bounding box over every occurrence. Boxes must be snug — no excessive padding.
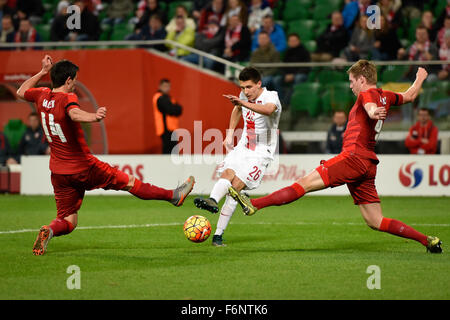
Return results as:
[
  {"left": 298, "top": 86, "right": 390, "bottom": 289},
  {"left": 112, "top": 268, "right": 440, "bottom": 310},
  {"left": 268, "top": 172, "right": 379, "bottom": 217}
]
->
[
  {"left": 380, "top": 96, "right": 387, "bottom": 105},
  {"left": 42, "top": 99, "right": 55, "bottom": 109}
]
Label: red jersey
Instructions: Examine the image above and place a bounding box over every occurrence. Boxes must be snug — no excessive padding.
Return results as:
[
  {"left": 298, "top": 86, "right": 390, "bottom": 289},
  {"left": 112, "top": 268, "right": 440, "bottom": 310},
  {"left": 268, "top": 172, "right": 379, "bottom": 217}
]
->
[
  {"left": 24, "top": 87, "right": 96, "bottom": 174},
  {"left": 342, "top": 88, "right": 403, "bottom": 161}
]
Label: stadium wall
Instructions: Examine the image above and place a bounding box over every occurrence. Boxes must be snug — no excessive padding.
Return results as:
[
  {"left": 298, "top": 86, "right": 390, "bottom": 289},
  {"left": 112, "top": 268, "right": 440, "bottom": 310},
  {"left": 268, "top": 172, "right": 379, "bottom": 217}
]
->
[
  {"left": 20, "top": 155, "right": 450, "bottom": 196},
  {"left": 0, "top": 49, "right": 239, "bottom": 154}
]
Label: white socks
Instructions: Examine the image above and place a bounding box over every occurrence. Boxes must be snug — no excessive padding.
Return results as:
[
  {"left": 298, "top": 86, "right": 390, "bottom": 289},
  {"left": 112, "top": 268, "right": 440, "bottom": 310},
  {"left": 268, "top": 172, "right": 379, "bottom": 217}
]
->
[
  {"left": 215, "top": 195, "right": 238, "bottom": 236},
  {"left": 210, "top": 178, "right": 231, "bottom": 204}
]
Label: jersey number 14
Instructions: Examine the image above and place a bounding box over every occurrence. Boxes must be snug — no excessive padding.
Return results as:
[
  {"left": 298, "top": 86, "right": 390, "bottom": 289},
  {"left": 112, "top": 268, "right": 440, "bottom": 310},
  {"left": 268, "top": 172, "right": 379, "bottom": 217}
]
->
[{"left": 41, "top": 112, "right": 67, "bottom": 143}]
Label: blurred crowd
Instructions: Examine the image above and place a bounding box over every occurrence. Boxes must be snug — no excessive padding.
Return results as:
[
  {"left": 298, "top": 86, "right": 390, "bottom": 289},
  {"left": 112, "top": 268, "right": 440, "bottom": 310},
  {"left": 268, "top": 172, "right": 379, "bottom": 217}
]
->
[{"left": 0, "top": 0, "right": 449, "bottom": 101}]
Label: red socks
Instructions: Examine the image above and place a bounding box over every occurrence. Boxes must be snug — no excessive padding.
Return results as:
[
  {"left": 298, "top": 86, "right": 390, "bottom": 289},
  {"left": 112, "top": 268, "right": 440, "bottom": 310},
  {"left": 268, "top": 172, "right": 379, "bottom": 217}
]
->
[
  {"left": 379, "top": 217, "right": 428, "bottom": 246},
  {"left": 251, "top": 183, "right": 305, "bottom": 210},
  {"left": 49, "top": 218, "right": 75, "bottom": 237},
  {"left": 129, "top": 178, "right": 173, "bottom": 201}
]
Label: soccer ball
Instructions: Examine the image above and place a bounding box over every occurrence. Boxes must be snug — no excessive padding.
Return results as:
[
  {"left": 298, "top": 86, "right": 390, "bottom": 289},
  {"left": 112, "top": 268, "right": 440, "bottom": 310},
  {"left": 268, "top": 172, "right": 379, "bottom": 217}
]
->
[{"left": 183, "top": 215, "right": 211, "bottom": 243}]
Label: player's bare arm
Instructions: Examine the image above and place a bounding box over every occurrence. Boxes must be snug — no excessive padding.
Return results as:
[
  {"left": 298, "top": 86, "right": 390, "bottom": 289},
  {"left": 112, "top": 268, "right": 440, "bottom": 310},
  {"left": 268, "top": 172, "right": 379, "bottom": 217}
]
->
[
  {"left": 68, "top": 106, "right": 107, "bottom": 123},
  {"left": 400, "top": 67, "right": 428, "bottom": 103},
  {"left": 364, "top": 103, "right": 387, "bottom": 120},
  {"left": 223, "top": 104, "right": 242, "bottom": 152},
  {"left": 223, "top": 94, "right": 276, "bottom": 116},
  {"left": 16, "top": 55, "right": 53, "bottom": 99}
]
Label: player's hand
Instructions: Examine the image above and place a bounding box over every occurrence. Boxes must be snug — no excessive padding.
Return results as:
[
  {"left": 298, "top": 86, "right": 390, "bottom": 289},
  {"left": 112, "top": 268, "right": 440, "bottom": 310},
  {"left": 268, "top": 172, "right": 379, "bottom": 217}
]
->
[
  {"left": 374, "top": 107, "right": 387, "bottom": 120},
  {"left": 41, "top": 55, "right": 53, "bottom": 74},
  {"left": 95, "top": 107, "right": 107, "bottom": 121},
  {"left": 223, "top": 133, "right": 234, "bottom": 152},
  {"left": 223, "top": 94, "right": 243, "bottom": 107},
  {"left": 416, "top": 67, "right": 428, "bottom": 82}
]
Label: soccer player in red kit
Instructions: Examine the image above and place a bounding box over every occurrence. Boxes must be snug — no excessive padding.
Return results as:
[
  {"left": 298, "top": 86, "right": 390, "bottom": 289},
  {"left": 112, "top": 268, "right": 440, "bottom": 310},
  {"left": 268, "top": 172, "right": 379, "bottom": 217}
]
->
[
  {"left": 229, "top": 60, "right": 442, "bottom": 253},
  {"left": 17, "top": 55, "right": 195, "bottom": 255}
]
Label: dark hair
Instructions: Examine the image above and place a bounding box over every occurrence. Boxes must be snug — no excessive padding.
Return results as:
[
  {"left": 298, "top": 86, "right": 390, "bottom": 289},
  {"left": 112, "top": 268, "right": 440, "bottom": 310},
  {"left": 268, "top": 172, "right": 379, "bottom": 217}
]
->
[
  {"left": 159, "top": 78, "right": 170, "bottom": 85},
  {"left": 258, "top": 30, "right": 269, "bottom": 36},
  {"left": 50, "top": 60, "right": 79, "bottom": 88},
  {"left": 238, "top": 67, "right": 261, "bottom": 83},
  {"left": 287, "top": 33, "right": 300, "bottom": 40},
  {"left": 29, "top": 112, "right": 38, "bottom": 118},
  {"left": 419, "top": 107, "right": 432, "bottom": 116}
]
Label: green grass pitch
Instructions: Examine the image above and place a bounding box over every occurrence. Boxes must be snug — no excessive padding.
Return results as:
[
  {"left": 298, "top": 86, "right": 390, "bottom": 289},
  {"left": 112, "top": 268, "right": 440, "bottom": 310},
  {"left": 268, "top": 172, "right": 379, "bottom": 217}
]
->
[{"left": 0, "top": 194, "right": 449, "bottom": 300}]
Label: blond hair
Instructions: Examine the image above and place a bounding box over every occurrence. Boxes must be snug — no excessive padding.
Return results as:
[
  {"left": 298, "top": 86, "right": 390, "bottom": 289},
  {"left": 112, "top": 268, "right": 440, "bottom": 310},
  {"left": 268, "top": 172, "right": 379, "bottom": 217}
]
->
[{"left": 347, "top": 60, "right": 377, "bottom": 85}]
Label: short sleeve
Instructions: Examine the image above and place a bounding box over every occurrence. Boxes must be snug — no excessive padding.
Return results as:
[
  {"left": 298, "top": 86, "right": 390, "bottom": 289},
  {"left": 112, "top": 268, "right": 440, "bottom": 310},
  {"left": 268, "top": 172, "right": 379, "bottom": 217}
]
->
[
  {"left": 65, "top": 93, "right": 80, "bottom": 113},
  {"left": 384, "top": 90, "right": 404, "bottom": 106},
  {"left": 24, "top": 87, "right": 49, "bottom": 102},
  {"left": 360, "top": 90, "right": 378, "bottom": 105}
]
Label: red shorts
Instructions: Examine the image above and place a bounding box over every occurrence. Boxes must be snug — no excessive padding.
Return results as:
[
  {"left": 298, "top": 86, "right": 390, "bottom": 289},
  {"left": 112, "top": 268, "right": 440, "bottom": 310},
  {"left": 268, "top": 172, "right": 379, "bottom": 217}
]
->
[
  {"left": 315, "top": 152, "right": 380, "bottom": 205},
  {"left": 51, "top": 159, "right": 129, "bottom": 218}
]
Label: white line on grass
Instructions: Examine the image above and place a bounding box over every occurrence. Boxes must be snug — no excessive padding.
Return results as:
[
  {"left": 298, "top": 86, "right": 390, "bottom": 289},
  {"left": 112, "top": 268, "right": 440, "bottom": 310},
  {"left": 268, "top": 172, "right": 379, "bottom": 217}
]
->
[{"left": 0, "top": 221, "right": 449, "bottom": 235}]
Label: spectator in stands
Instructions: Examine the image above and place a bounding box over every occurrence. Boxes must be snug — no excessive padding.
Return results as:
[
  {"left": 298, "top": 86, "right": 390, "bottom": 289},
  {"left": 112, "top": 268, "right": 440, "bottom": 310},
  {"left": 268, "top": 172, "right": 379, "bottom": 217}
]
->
[
  {"left": 421, "top": 10, "right": 439, "bottom": 43},
  {"left": 198, "top": 0, "right": 225, "bottom": 33},
  {"left": 128, "top": 13, "right": 167, "bottom": 51},
  {"left": 134, "top": 0, "right": 167, "bottom": 32},
  {"left": 165, "top": 15, "right": 195, "bottom": 57},
  {"left": 435, "top": 0, "right": 450, "bottom": 30},
  {"left": 102, "top": 0, "right": 134, "bottom": 27},
  {"left": 325, "top": 110, "right": 347, "bottom": 154},
  {"left": 222, "top": 14, "right": 251, "bottom": 62},
  {"left": 342, "top": 0, "right": 371, "bottom": 30},
  {"left": 372, "top": 14, "right": 402, "bottom": 61},
  {"left": 273, "top": 33, "right": 310, "bottom": 105},
  {"left": 398, "top": 25, "right": 440, "bottom": 81},
  {"left": 251, "top": 13, "right": 286, "bottom": 53},
  {"left": 192, "top": 0, "right": 211, "bottom": 21},
  {"left": 437, "top": 15, "right": 450, "bottom": 48},
  {"left": 0, "top": 14, "right": 15, "bottom": 47},
  {"left": 438, "top": 29, "right": 450, "bottom": 80},
  {"left": 166, "top": 4, "right": 196, "bottom": 34},
  {"left": 16, "top": 0, "right": 44, "bottom": 26},
  {"left": 182, "top": 15, "right": 224, "bottom": 70},
  {"left": 0, "top": 131, "right": 15, "bottom": 166},
  {"left": 405, "top": 108, "right": 439, "bottom": 154},
  {"left": 50, "top": 1, "right": 69, "bottom": 42},
  {"left": 247, "top": 0, "right": 272, "bottom": 34},
  {"left": 342, "top": 15, "right": 374, "bottom": 61},
  {"left": 220, "top": 0, "right": 248, "bottom": 27},
  {"left": 250, "top": 30, "right": 280, "bottom": 89},
  {"left": 153, "top": 78, "right": 183, "bottom": 154},
  {"left": 66, "top": 0, "right": 100, "bottom": 41},
  {"left": 377, "top": 0, "right": 402, "bottom": 30},
  {"left": 400, "top": 0, "right": 424, "bottom": 20},
  {"left": 14, "top": 112, "right": 49, "bottom": 163},
  {"left": 312, "top": 11, "right": 348, "bottom": 62},
  {"left": 0, "top": 0, "right": 16, "bottom": 27},
  {"left": 13, "top": 18, "right": 41, "bottom": 50}
]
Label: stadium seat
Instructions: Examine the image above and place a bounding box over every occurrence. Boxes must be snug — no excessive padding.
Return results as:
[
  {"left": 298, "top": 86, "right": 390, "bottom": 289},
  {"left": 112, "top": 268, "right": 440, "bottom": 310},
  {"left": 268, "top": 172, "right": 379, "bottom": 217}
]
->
[
  {"left": 3, "top": 119, "right": 27, "bottom": 153},
  {"left": 35, "top": 24, "right": 51, "bottom": 42},
  {"left": 407, "top": 17, "right": 421, "bottom": 42},
  {"left": 283, "top": 6, "right": 309, "bottom": 21},
  {"left": 317, "top": 69, "right": 347, "bottom": 83},
  {"left": 110, "top": 23, "right": 134, "bottom": 41},
  {"left": 313, "top": 4, "right": 336, "bottom": 20},
  {"left": 324, "top": 82, "right": 354, "bottom": 113},
  {"left": 290, "top": 82, "right": 322, "bottom": 117},
  {"left": 315, "top": 19, "right": 330, "bottom": 38},
  {"left": 287, "top": 20, "right": 316, "bottom": 41},
  {"left": 380, "top": 65, "right": 410, "bottom": 82},
  {"left": 303, "top": 40, "right": 316, "bottom": 53}
]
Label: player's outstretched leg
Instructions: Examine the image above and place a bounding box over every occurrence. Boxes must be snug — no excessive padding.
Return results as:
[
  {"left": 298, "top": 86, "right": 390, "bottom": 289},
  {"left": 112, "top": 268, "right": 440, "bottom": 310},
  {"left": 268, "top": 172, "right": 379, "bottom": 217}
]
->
[
  {"left": 33, "top": 217, "right": 76, "bottom": 256},
  {"left": 229, "top": 182, "right": 306, "bottom": 216},
  {"left": 129, "top": 176, "right": 195, "bottom": 207},
  {"left": 194, "top": 177, "right": 231, "bottom": 214},
  {"left": 212, "top": 195, "right": 238, "bottom": 247}
]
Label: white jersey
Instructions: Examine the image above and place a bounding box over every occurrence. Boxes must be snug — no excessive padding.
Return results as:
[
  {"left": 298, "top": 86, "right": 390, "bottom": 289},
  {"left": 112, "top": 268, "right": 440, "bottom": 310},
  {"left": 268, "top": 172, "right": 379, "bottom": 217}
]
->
[{"left": 237, "top": 88, "right": 282, "bottom": 160}]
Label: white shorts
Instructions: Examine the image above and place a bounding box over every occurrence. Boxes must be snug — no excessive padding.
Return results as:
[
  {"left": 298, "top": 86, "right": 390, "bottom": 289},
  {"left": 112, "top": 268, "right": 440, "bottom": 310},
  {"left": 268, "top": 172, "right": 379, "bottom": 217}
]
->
[{"left": 216, "top": 146, "right": 271, "bottom": 190}]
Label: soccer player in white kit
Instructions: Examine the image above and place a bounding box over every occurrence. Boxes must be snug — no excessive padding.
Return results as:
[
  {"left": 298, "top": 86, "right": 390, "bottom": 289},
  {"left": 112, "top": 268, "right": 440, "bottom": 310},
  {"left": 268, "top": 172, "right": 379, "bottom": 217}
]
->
[{"left": 194, "top": 67, "right": 282, "bottom": 246}]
